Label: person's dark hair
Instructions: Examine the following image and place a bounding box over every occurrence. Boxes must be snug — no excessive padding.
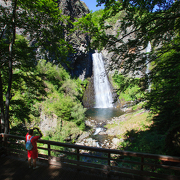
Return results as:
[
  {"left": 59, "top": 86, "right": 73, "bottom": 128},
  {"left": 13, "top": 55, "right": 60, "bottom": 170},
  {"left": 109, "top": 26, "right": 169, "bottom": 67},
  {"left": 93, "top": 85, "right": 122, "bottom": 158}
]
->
[{"left": 28, "top": 129, "right": 33, "bottom": 135}]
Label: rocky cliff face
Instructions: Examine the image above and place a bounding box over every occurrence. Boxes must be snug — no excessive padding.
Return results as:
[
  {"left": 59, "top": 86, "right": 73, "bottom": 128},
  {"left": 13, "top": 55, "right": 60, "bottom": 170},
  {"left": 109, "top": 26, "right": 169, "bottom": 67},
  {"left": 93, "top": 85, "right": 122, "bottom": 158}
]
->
[
  {"left": 58, "top": 0, "right": 89, "bottom": 20},
  {"left": 101, "top": 20, "right": 146, "bottom": 78},
  {"left": 57, "top": 0, "right": 92, "bottom": 80},
  {"left": 38, "top": 1, "right": 91, "bottom": 133},
  {"left": 0, "top": 0, "right": 91, "bottom": 80}
]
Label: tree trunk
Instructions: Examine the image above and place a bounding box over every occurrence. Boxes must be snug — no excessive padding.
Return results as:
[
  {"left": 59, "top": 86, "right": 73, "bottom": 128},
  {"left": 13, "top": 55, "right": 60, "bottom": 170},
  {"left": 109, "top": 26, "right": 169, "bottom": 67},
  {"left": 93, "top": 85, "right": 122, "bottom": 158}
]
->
[
  {"left": 0, "top": 18, "right": 7, "bottom": 134},
  {"left": 0, "top": 24, "right": 7, "bottom": 40},
  {"left": 0, "top": 72, "right": 5, "bottom": 133},
  {"left": 4, "top": 0, "right": 17, "bottom": 134}
]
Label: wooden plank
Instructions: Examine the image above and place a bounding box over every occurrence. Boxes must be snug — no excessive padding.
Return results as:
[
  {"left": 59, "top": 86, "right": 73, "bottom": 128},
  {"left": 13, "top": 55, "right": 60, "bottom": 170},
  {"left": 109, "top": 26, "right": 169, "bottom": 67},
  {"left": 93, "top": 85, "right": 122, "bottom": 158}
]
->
[
  {"left": 61, "top": 158, "right": 110, "bottom": 170},
  {"left": 38, "top": 153, "right": 48, "bottom": 159},
  {"left": 60, "top": 162, "right": 110, "bottom": 176},
  {"left": 2, "top": 133, "right": 180, "bottom": 180},
  {"left": 0, "top": 147, "right": 5, "bottom": 155},
  {"left": 6, "top": 141, "right": 25, "bottom": 146},
  {"left": 111, "top": 166, "right": 180, "bottom": 180},
  {"left": 109, "top": 171, "right": 161, "bottom": 180},
  {"left": 3, "top": 133, "right": 180, "bottom": 163},
  {"left": 38, "top": 147, "right": 109, "bottom": 161},
  {"left": 38, "top": 147, "right": 77, "bottom": 156},
  {"left": 6, "top": 147, "right": 27, "bottom": 155},
  {"left": 112, "top": 157, "right": 143, "bottom": 165},
  {"left": 112, "top": 158, "right": 180, "bottom": 171},
  {"left": 79, "top": 152, "right": 108, "bottom": 160},
  {"left": 8, "top": 152, "right": 27, "bottom": 159},
  {"left": 6, "top": 146, "right": 180, "bottom": 179},
  {"left": 0, "top": 156, "right": 111, "bottom": 180},
  {"left": 143, "top": 161, "right": 180, "bottom": 171}
]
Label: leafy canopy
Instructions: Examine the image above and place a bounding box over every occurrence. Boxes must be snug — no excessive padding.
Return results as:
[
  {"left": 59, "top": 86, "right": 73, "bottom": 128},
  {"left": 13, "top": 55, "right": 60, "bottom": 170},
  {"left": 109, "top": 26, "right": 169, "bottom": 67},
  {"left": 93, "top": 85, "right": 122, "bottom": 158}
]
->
[{"left": 93, "top": 0, "right": 180, "bottom": 133}]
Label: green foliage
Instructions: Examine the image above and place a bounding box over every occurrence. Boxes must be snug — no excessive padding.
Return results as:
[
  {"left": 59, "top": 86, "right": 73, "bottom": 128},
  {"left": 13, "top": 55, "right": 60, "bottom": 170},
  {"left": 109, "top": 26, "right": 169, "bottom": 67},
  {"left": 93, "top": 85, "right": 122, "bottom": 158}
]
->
[
  {"left": 93, "top": 0, "right": 180, "bottom": 137},
  {"left": 113, "top": 71, "right": 144, "bottom": 102},
  {"left": 73, "top": 9, "right": 114, "bottom": 51},
  {"left": 145, "top": 37, "right": 180, "bottom": 132},
  {"left": 71, "top": 103, "right": 86, "bottom": 129},
  {"left": 37, "top": 60, "right": 70, "bottom": 89},
  {"left": 91, "top": 9, "right": 104, "bottom": 27},
  {"left": 105, "top": 109, "right": 167, "bottom": 155},
  {"left": 119, "top": 129, "right": 166, "bottom": 155},
  {"left": 37, "top": 60, "right": 86, "bottom": 130},
  {"left": 0, "top": 0, "right": 74, "bottom": 133},
  {"left": 18, "top": 0, "right": 73, "bottom": 62},
  {"left": 0, "top": 35, "right": 46, "bottom": 127},
  {"left": 45, "top": 119, "right": 82, "bottom": 144},
  {"left": 1, "top": 35, "right": 86, "bottom": 134},
  {"left": 10, "top": 124, "right": 28, "bottom": 136}
]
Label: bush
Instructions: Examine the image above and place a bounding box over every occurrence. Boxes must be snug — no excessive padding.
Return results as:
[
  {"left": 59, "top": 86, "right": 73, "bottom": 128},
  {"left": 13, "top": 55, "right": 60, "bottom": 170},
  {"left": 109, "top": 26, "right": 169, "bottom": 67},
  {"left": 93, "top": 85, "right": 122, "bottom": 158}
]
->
[
  {"left": 112, "top": 71, "right": 144, "bottom": 103},
  {"left": 37, "top": 60, "right": 86, "bottom": 129}
]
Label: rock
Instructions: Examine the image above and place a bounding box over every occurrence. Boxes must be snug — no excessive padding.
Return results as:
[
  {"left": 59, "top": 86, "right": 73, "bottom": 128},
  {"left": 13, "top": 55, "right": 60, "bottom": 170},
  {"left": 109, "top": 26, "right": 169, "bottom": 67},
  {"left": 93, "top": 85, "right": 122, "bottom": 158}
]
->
[
  {"left": 58, "top": 0, "right": 90, "bottom": 20},
  {"left": 99, "top": 131, "right": 107, "bottom": 135},
  {"left": 57, "top": 0, "right": 92, "bottom": 81},
  {"left": 112, "top": 138, "right": 124, "bottom": 145},
  {"left": 111, "top": 138, "right": 124, "bottom": 149},
  {"left": 39, "top": 112, "right": 58, "bottom": 135},
  {"left": 85, "top": 119, "right": 96, "bottom": 127},
  {"left": 84, "top": 138, "right": 98, "bottom": 147},
  {"left": 77, "top": 131, "right": 90, "bottom": 142}
]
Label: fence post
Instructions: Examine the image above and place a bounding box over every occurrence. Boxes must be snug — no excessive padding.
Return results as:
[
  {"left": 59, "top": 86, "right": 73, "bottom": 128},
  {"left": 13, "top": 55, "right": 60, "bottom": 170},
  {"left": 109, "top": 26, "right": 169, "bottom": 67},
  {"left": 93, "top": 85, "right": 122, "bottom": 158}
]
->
[
  {"left": 48, "top": 143, "right": 51, "bottom": 165},
  {"left": 2, "top": 134, "right": 7, "bottom": 155},
  {"left": 108, "top": 152, "right": 111, "bottom": 166},
  {"left": 141, "top": 157, "right": 144, "bottom": 171},
  {"left": 77, "top": 148, "right": 80, "bottom": 170}
]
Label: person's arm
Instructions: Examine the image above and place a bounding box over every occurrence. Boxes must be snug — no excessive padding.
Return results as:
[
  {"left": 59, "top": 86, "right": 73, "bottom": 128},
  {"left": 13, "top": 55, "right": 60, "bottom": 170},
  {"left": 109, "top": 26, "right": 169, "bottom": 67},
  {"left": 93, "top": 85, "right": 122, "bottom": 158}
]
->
[{"left": 33, "top": 127, "right": 43, "bottom": 138}]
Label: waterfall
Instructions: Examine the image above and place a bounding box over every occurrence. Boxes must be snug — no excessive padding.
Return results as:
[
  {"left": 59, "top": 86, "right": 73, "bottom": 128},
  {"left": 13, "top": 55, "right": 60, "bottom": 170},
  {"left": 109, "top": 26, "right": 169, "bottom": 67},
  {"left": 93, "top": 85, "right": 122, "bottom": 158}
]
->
[
  {"left": 146, "top": 42, "right": 151, "bottom": 91},
  {"left": 92, "top": 52, "right": 113, "bottom": 108},
  {"left": 146, "top": 41, "right": 151, "bottom": 74}
]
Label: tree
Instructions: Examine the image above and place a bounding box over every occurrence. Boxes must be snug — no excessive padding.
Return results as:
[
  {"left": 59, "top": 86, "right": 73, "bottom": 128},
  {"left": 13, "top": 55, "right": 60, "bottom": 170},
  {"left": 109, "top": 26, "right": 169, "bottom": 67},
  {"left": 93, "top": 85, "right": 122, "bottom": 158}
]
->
[
  {"left": 0, "top": 0, "right": 72, "bottom": 133},
  {"left": 0, "top": 0, "right": 17, "bottom": 133},
  {"left": 145, "top": 36, "right": 180, "bottom": 132},
  {"left": 94, "top": 0, "right": 180, "bottom": 132}
]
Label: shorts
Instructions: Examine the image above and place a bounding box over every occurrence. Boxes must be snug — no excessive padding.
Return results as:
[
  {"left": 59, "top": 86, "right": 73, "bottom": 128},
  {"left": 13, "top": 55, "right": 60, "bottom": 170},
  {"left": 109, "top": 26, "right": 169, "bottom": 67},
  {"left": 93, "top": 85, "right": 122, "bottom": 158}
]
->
[{"left": 27, "top": 149, "right": 38, "bottom": 159}]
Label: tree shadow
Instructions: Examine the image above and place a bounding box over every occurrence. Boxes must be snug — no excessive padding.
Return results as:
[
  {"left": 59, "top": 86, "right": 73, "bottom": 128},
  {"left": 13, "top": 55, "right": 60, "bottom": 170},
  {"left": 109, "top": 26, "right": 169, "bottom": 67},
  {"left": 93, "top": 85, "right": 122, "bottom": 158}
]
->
[{"left": 120, "top": 115, "right": 180, "bottom": 157}]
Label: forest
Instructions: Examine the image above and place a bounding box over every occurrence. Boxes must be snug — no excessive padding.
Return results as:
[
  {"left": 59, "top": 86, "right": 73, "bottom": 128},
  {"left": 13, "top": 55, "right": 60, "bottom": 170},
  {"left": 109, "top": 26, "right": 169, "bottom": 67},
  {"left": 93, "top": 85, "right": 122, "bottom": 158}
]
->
[{"left": 0, "top": 0, "right": 180, "bottom": 156}]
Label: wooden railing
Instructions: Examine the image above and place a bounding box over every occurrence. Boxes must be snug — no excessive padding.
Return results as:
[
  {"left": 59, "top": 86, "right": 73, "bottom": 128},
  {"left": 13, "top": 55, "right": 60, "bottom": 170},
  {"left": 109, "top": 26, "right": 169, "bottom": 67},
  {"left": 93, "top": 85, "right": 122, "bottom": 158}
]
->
[{"left": 1, "top": 133, "right": 180, "bottom": 180}]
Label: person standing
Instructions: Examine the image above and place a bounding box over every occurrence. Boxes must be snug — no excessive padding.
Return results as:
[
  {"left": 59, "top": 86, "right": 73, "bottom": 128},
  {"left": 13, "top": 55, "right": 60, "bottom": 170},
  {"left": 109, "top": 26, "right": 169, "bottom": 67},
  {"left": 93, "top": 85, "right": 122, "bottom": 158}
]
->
[{"left": 25, "top": 127, "right": 42, "bottom": 169}]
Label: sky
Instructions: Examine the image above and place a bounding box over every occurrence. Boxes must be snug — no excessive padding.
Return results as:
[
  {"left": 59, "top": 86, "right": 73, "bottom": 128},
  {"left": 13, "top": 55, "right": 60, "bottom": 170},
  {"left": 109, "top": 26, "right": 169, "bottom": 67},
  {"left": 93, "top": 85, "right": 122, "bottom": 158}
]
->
[{"left": 81, "top": 0, "right": 105, "bottom": 12}]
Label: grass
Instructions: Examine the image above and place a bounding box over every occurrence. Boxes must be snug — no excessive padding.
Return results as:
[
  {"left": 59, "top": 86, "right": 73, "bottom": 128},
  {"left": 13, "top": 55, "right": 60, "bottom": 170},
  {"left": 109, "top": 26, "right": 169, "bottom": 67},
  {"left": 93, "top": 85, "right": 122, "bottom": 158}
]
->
[
  {"left": 121, "top": 111, "right": 148, "bottom": 131},
  {"left": 105, "top": 105, "right": 167, "bottom": 155},
  {"left": 106, "top": 109, "right": 153, "bottom": 139}
]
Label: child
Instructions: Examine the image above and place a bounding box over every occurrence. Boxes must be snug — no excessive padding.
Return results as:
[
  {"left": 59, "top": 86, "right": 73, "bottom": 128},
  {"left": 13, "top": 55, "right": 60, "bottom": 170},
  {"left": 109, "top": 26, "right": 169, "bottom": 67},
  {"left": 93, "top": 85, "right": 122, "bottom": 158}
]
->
[{"left": 26, "top": 127, "right": 42, "bottom": 169}]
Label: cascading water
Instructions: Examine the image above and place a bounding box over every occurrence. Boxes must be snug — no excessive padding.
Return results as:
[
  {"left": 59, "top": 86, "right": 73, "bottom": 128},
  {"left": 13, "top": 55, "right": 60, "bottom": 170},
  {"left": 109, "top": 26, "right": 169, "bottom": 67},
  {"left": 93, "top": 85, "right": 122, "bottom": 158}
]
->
[
  {"left": 146, "top": 41, "right": 151, "bottom": 74},
  {"left": 146, "top": 42, "right": 151, "bottom": 91},
  {"left": 80, "top": 52, "right": 125, "bottom": 149},
  {"left": 92, "top": 52, "right": 113, "bottom": 108}
]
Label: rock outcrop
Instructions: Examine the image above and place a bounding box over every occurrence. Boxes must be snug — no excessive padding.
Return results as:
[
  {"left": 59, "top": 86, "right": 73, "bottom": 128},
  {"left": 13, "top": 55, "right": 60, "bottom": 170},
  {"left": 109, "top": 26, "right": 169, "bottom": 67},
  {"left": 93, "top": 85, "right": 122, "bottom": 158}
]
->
[
  {"left": 101, "top": 20, "right": 146, "bottom": 78},
  {"left": 58, "top": 0, "right": 89, "bottom": 20},
  {"left": 57, "top": 0, "right": 92, "bottom": 80}
]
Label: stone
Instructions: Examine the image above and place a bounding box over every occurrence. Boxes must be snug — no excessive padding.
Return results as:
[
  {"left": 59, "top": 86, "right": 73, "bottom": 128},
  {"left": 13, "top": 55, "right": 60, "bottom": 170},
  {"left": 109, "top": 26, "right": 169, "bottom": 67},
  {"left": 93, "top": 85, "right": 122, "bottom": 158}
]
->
[
  {"left": 112, "top": 138, "right": 124, "bottom": 145},
  {"left": 77, "top": 131, "right": 90, "bottom": 142}
]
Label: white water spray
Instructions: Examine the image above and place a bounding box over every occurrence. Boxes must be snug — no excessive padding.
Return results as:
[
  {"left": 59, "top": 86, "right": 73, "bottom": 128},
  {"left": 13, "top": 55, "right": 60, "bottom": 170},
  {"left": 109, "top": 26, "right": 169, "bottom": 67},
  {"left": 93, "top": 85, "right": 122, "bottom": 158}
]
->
[
  {"left": 94, "top": 127, "right": 104, "bottom": 135},
  {"left": 146, "top": 42, "right": 152, "bottom": 91},
  {"left": 146, "top": 41, "right": 151, "bottom": 74},
  {"left": 92, "top": 52, "right": 113, "bottom": 108}
]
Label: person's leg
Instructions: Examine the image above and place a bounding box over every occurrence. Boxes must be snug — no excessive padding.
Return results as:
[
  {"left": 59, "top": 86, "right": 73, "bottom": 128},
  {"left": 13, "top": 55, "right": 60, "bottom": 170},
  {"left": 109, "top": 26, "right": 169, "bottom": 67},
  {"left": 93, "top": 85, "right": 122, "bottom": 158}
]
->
[
  {"left": 33, "top": 158, "right": 36, "bottom": 168},
  {"left": 32, "top": 150, "right": 39, "bottom": 169},
  {"left": 28, "top": 157, "right": 32, "bottom": 167}
]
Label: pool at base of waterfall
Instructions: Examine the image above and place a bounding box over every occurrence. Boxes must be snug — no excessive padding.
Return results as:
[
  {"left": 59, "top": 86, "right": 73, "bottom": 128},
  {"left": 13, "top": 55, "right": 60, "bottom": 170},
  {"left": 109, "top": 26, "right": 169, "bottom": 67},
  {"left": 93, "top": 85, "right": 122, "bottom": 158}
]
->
[{"left": 85, "top": 108, "right": 124, "bottom": 122}]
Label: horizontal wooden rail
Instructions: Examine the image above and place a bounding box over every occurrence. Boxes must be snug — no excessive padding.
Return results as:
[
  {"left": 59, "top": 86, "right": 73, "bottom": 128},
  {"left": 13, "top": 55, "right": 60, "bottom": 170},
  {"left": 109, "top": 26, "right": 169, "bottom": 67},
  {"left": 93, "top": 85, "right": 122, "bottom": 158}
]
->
[{"left": 1, "top": 133, "right": 180, "bottom": 180}]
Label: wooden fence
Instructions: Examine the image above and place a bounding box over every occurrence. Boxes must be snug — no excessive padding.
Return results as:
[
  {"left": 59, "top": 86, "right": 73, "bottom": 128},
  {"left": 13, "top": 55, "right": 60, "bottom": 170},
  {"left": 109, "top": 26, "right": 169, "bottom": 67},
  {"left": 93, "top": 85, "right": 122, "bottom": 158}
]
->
[{"left": 1, "top": 133, "right": 180, "bottom": 180}]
